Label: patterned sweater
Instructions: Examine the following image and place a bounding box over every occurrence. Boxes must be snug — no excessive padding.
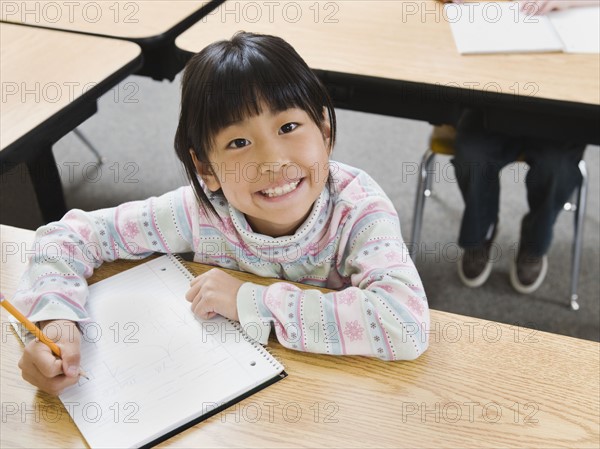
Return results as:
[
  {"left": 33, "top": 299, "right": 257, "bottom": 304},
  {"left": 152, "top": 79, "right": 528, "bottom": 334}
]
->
[{"left": 13, "top": 162, "right": 429, "bottom": 360}]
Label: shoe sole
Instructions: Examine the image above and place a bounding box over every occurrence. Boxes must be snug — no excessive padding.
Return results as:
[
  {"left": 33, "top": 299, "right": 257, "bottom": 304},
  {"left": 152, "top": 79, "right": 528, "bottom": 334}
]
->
[
  {"left": 457, "top": 252, "right": 493, "bottom": 288},
  {"left": 509, "top": 255, "right": 548, "bottom": 294},
  {"left": 456, "top": 223, "right": 499, "bottom": 289}
]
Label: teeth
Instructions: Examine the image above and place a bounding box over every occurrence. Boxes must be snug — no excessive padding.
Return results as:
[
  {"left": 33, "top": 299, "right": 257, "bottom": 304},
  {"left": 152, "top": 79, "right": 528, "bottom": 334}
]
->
[{"left": 261, "top": 181, "right": 300, "bottom": 198}]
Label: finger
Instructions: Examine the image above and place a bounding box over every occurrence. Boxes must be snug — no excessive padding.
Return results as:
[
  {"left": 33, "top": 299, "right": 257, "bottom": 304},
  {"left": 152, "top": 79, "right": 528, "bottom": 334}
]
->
[
  {"left": 186, "top": 272, "right": 212, "bottom": 301},
  {"left": 27, "top": 340, "right": 64, "bottom": 378},
  {"left": 519, "top": 1, "right": 538, "bottom": 13},
  {"left": 191, "top": 296, "right": 217, "bottom": 320},
  {"left": 58, "top": 341, "right": 81, "bottom": 378},
  {"left": 189, "top": 272, "right": 208, "bottom": 286},
  {"left": 190, "top": 290, "right": 203, "bottom": 311},
  {"left": 538, "top": 2, "right": 553, "bottom": 14},
  {"left": 185, "top": 282, "right": 201, "bottom": 302},
  {"left": 193, "top": 306, "right": 217, "bottom": 320},
  {"left": 46, "top": 374, "right": 80, "bottom": 394},
  {"left": 522, "top": 1, "right": 549, "bottom": 15},
  {"left": 40, "top": 320, "right": 82, "bottom": 378},
  {"left": 22, "top": 365, "right": 80, "bottom": 395}
]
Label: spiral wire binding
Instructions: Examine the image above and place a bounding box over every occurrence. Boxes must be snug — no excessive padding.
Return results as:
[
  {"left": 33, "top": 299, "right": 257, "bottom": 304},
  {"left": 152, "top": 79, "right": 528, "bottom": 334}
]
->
[{"left": 169, "top": 254, "right": 285, "bottom": 372}]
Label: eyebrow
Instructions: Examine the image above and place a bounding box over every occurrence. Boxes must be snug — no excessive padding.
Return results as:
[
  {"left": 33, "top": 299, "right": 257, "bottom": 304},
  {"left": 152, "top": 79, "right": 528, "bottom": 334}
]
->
[
  {"left": 222, "top": 118, "right": 243, "bottom": 127},
  {"left": 222, "top": 107, "right": 295, "bottom": 129}
]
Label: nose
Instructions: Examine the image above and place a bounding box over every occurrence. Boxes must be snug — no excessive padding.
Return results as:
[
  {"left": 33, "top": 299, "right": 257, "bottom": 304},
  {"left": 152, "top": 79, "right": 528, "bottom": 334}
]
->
[{"left": 257, "top": 139, "right": 289, "bottom": 176}]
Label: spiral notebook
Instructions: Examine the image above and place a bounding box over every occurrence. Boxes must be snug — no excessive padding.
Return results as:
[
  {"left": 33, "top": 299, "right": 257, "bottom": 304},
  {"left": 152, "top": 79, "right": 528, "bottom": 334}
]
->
[{"left": 32, "top": 255, "right": 285, "bottom": 448}]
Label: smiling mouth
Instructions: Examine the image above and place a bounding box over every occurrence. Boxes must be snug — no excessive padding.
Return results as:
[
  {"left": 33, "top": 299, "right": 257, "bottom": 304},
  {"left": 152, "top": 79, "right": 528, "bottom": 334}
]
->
[{"left": 260, "top": 180, "right": 301, "bottom": 198}]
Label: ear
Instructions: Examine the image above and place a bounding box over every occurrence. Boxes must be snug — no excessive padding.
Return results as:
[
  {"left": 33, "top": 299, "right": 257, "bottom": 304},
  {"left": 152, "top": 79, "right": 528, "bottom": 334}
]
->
[{"left": 189, "top": 149, "right": 221, "bottom": 192}]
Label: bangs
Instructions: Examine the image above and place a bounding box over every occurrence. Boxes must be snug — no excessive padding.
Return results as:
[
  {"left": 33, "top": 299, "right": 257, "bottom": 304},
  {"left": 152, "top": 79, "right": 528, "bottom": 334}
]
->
[
  {"left": 185, "top": 32, "right": 328, "bottom": 155},
  {"left": 207, "top": 69, "right": 319, "bottom": 132}
]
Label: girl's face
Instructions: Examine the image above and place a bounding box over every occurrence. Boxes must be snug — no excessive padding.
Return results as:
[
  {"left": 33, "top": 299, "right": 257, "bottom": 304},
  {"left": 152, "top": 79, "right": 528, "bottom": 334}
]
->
[{"left": 196, "top": 106, "right": 331, "bottom": 237}]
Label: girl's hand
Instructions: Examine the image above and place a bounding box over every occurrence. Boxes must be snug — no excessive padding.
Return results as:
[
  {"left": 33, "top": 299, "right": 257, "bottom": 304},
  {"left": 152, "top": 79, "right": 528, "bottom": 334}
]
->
[
  {"left": 186, "top": 269, "right": 244, "bottom": 321},
  {"left": 18, "top": 319, "right": 82, "bottom": 395}
]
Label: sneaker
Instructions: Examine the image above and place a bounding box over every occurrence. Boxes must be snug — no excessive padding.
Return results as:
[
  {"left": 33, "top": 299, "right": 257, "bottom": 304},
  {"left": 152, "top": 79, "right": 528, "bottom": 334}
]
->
[
  {"left": 510, "top": 250, "right": 548, "bottom": 294},
  {"left": 458, "top": 244, "right": 494, "bottom": 288},
  {"left": 458, "top": 222, "right": 498, "bottom": 288}
]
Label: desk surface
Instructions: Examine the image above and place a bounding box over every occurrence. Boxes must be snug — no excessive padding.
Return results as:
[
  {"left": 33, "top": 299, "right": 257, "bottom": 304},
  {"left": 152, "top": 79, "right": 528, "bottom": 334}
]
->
[
  {"left": 176, "top": 0, "right": 600, "bottom": 144},
  {"left": 1, "top": 1, "right": 224, "bottom": 81},
  {"left": 1, "top": 224, "right": 598, "bottom": 448},
  {"left": 176, "top": 0, "right": 600, "bottom": 107},
  {"left": 0, "top": 22, "right": 141, "bottom": 153},
  {"left": 1, "top": 1, "right": 211, "bottom": 40}
]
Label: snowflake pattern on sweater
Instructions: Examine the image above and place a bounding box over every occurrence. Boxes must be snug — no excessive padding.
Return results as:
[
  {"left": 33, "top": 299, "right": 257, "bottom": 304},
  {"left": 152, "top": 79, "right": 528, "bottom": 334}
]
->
[{"left": 12, "top": 162, "right": 429, "bottom": 360}]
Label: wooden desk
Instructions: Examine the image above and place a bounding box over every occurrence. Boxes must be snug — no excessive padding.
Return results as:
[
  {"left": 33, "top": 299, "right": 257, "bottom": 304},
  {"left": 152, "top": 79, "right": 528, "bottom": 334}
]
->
[
  {"left": 0, "top": 0, "right": 225, "bottom": 80},
  {"left": 175, "top": 0, "right": 600, "bottom": 143},
  {"left": 0, "top": 23, "right": 142, "bottom": 223},
  {"left": 1, "top": 224, "right": 598, "bottom": 448}
]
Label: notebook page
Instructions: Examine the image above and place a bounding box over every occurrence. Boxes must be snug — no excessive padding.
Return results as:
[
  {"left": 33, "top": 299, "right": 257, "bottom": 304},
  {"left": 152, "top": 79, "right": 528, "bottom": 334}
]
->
[
  {"left": 446, "top": 2, "right": 564, "bottom": 54},
  {"left": 548, "top": 6, "right": 600, "bottom": 53},
  {"left": 56, "top": 255, "right": 283, "bottom": 449}
]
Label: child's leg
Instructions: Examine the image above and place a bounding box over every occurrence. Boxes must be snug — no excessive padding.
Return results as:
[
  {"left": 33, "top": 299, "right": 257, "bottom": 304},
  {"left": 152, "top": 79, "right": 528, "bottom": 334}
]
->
[
  {"left": 452, "top": 111, "right": 521, "bottom": 249},
  {"left": 520, "top": 141, "right": 585, "bottom": 257}
]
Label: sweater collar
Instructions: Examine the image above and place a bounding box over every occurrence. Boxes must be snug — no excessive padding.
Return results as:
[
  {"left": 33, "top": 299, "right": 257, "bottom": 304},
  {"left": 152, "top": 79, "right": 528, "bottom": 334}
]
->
[{"left": 228, "top": 188, "right": 331, "bottom": 262}]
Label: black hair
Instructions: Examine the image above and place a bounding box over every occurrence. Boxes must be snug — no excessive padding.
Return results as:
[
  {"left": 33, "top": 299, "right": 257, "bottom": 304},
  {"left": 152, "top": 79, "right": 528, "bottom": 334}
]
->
[{"left": 174, "top": 31, "right": 337, "bottom": 218}]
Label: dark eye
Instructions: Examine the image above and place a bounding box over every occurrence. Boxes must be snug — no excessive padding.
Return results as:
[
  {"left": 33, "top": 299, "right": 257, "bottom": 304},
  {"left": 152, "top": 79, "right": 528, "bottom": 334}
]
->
[
  {"left": 279, "top": 123, "right": 298, "bottom": 134},
  {"left": 227, "top": 138, "right": 250, "bottom": 149}
]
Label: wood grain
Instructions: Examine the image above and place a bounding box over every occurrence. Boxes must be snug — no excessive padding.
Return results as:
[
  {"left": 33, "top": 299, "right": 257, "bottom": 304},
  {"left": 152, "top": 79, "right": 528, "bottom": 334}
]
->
[
  {"left": 1, "top": 224, "right": 598, "bottom": 448},
  {"left": 0, "top": 23, "right": 141, "bottom": 150},
  {"left": 0, "top": 1, "right": 205, "bottom": 39},
  {"left": 176, "top": 0, "right": 600, "bottom": 106}
]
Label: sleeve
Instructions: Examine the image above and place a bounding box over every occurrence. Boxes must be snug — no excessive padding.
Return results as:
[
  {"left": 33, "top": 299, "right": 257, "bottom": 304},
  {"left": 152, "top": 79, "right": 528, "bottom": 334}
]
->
[
  {"left": 11, "top": 187, "right": 197, "bottom": 324},
  {"left": 236, "top": 197, "right": 429, "bottom": 361}
]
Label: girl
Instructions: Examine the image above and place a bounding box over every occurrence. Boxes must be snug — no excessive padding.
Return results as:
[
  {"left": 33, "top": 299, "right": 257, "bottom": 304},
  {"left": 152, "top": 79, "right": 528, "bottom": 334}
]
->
[{"left": 15, "top": 32, "right": 429, "bottom": 395}]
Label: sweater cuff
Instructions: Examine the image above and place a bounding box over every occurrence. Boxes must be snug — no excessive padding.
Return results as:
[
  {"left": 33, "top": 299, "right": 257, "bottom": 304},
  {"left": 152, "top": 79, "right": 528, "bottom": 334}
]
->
[
  {"left": 23, "top": 294, "right": 90, "bottom": 325},
  {"left": 236, "top": 282, "right": 274, "bottom": 345},
  {"left": 28, "top": 309, "right": 90, "bottom": 326}
]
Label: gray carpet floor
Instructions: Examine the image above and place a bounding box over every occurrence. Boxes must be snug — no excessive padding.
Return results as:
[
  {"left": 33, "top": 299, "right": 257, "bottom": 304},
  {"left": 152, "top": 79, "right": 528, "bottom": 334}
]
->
[{"left": 49, "top": 74, "right": 599, "bottom": 342}]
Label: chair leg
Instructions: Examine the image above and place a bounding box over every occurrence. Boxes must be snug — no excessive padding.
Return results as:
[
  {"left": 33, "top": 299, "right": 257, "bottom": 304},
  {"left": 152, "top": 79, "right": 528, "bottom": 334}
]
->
[
  {"left": 73, "top": 128, "right": 106, "bottom": 165},
  {"left": 569, "top": 160, "right": 588, "bottom": 311},
  {"left": 410, "top": 149, "right": 436, "bottom": 260}
]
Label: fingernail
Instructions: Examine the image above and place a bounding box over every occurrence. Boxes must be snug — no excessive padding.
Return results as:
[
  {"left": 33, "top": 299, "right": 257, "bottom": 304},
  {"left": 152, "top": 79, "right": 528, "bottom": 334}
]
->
[{"left": 67, "top": 366, "right": 79, "bottom": 376}]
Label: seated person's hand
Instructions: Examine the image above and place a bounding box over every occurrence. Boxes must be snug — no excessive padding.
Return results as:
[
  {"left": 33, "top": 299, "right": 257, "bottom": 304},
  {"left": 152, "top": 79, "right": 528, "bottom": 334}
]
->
[
  {"left": 519, "top": 0, "right": 596, "bottom": 15},
  {"left": 441, "top": 0, "right": 591, "bottom": 13},
  {"left": 18, "top": 319, "right": 82, "bottom": 395}
]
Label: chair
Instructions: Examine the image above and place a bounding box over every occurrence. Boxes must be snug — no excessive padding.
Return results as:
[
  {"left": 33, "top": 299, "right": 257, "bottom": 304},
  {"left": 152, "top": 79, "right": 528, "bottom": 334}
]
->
[
  {"left": 409, "top": 125, "right": 588, "bottom": 310},
  {"left": 73, "top": 128, "right": 106, "bottom": 165}
]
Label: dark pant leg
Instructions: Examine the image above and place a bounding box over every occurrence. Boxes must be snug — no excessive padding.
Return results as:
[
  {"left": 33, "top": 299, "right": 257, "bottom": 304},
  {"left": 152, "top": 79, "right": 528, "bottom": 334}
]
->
[
  {"left": 519, "top": 140, "right": 585, "bottom": 256},
  {"left": 452, "top": 111, "right": 521, "bottom": 248}
]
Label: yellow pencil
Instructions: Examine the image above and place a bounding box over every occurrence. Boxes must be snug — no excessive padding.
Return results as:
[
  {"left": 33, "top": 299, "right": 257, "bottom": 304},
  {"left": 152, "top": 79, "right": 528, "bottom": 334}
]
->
[{"left": 1, "top": 297, "right": 89, "bottom": 380}]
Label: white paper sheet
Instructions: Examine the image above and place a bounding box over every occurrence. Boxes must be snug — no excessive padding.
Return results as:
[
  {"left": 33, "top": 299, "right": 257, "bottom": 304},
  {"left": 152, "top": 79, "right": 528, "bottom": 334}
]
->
[{"left": 446, "top": 2, "right": 599, "bottom": 54}]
